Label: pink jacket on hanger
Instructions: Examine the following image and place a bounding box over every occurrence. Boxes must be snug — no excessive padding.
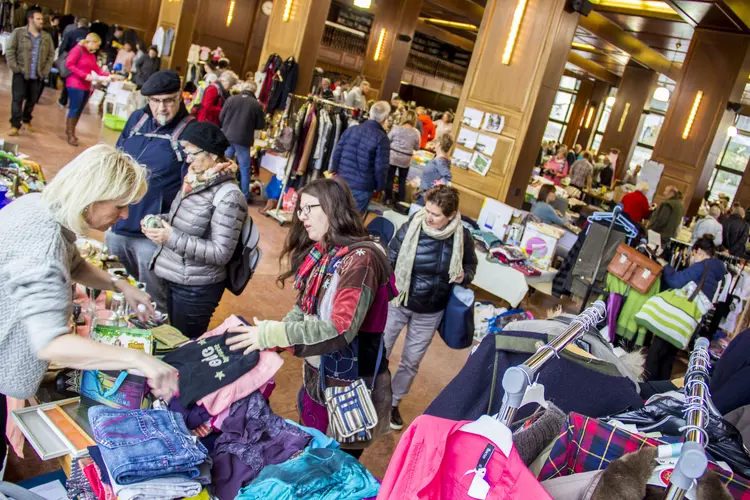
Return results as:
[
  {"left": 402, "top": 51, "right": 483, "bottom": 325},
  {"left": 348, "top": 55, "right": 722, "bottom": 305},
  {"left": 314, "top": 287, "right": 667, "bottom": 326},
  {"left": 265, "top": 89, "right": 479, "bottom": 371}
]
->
[
  {"left": 378, "top": 415, "right": 551, "bottom": 500},
  {"left": 196, "top": 315, "right": 284, "bottom": 415}
]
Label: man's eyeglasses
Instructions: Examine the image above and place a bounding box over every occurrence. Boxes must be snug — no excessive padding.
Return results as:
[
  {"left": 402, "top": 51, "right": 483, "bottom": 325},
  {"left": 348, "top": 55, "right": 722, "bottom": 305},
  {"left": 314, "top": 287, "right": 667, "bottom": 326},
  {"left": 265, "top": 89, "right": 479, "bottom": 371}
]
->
[
  {"left": 148, "top": 96, "right": 180, "bottom": 107},
  {"left": 297, "top": 204, "right": 321, "bottom": 218}
]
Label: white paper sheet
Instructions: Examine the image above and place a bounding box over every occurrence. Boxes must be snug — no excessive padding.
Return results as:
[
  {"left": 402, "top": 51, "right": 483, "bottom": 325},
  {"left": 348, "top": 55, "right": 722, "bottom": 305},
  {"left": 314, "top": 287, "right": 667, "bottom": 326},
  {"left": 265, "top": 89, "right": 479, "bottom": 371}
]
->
[
  {"left": 451, "top": 148, "right": 473, "bottom": 169},
  {"left": 462, "top": 107, "right": 484, "bottom": 129},
  {"left": 640, "top": 160, "right": 665, "bottom": 202},
  {"left": 457, "top": 127, "right": 479, "bottom": 149},
  {"left": 30, "top": 480, "right": 67, "bottom": 500},
  {"left": 477, "top": 198, "right": 516, "bottom": 239},
  {"left": 476, "top": 133, "right": 498, "bottom": 156},
  {"left": 482, "top": 113, "right": 505, "bottom": 134}
]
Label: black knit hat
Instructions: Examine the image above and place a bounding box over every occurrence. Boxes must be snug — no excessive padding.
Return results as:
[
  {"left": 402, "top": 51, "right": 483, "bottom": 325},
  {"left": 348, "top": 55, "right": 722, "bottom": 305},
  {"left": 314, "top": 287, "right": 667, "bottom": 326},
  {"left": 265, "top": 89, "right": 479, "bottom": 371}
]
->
[
  {"left": 141, "top": 70, "right": 182, "bottom": 96},
  {"left": 180, "top": 121, "right": 231, "bottom": 157}
]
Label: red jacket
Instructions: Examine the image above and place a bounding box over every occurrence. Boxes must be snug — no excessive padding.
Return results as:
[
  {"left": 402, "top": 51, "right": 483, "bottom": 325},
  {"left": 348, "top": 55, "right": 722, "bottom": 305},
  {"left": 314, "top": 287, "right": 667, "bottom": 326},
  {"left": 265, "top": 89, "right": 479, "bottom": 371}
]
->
[
  {"left": 196, "top": 83, "right": 225, "bottom": 125},
  {"left": 621, "top": 190, "right": 651, "bottom": 224},
  {"left": 418, "top": 114, "right": 435, "bottom": 149},
  {"left": 65, "top": 44, "right": 108, "bottom": 91}
]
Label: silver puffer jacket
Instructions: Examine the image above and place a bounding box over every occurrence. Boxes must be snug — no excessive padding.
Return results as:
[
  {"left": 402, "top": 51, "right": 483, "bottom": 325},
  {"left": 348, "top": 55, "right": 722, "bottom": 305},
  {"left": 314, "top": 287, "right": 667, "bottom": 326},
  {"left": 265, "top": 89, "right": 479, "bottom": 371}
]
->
[{"left": 152, "top": 174, "right": 247, "bottom": 286}]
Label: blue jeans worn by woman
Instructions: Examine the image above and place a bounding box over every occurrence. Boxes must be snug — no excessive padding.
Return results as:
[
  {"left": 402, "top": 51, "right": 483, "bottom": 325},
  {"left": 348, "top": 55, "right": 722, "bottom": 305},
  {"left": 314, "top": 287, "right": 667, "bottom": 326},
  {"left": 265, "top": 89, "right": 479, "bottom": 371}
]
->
[
  {"left": 165, "top": 281, "right": 225, "bottom": 339},
  {"left": 225, "top": 144, "right": 251, "bottom": 200},
  {"left": 66, "top": 86, "right": 91, "bottom": 119}
]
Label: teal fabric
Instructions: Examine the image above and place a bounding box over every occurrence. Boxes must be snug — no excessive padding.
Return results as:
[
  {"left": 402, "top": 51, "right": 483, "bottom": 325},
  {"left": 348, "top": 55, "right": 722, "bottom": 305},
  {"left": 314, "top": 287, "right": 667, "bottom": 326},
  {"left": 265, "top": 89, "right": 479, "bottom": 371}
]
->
[
  {"left": 236, "top": 448, "right": 380, "bottom": 499},
  {"left": 284, "top": 419, "right": 340, "bottom": 450}
]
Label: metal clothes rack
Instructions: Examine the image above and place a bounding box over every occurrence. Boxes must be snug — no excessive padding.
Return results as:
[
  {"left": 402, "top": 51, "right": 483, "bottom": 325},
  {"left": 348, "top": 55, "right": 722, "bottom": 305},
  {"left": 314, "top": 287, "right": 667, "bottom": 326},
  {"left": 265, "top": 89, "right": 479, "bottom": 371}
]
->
[
  {"left": 664, "top": 337, "right": 713, "bottom": 500},
  {"left": 492, "top": 301, "right": 607, "bottom": 426},
  {"left": 265, "top": 94, "right": 358, "bottom": 226}
]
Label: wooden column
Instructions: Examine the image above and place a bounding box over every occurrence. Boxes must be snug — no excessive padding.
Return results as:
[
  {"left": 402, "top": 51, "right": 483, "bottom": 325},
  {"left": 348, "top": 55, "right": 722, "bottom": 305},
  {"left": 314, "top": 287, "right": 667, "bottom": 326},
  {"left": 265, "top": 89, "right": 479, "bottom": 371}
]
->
[
  {"left": 651, "top": 29, "right": 750, "bottom": 215},
  {"left": 579, "top": 79, "right": 610, "bottom": 150},
  {"left": 599, "top": 64, "right": 658, "bottom": 180},
  {"left": 156, "top": 0, "right": 202, "bottom": 74},
  {"left": 451, "top": 0, "right": 579, "bottom": 216},
  {"left": 562, "top": 78, "right": 594, "bottom": 149},
  {"left": 258, "top": 0, "right": 332, "bottom": 94},
  {"left": 360, "top": 0, "right": 423, "bottom": 101}
]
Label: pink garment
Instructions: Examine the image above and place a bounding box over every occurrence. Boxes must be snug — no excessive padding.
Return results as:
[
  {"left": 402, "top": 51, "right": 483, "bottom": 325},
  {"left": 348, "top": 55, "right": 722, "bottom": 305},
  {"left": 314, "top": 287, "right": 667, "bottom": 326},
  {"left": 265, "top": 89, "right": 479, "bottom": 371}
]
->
[
  {"left": 66, "top": 44, "right": 109, "bottom": 91},
  {"left": 196, "top": 315, "right": 284, "bottom": 415},
  {"left": 378, "top": 415, "right": 551, "bottom": 500},
  {"left": 209, "top": 379, "right": 275, "bottom": 431},
  {"left": 544, "top": 157, "right": 568, "bottom": 186},
  {"left": 114, "top": 49, "right": 135, "bottom": 72}
]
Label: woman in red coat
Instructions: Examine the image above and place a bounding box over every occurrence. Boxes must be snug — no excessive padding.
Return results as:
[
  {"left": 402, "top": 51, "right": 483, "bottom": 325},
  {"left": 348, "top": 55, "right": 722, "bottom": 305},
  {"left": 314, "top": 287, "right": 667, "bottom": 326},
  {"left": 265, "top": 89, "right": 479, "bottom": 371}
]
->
[
  {"left": 621, "top": 181, "right": 651, "bottom": 224},
  {"left": 197, "top": 71, "right": 237, "bottom": 125}
]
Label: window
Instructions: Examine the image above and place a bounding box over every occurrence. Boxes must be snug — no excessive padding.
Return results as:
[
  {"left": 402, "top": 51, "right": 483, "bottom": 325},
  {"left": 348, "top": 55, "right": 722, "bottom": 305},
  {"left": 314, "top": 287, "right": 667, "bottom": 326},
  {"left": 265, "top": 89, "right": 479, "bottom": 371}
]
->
[
  {"left": 630, "top": 145, "right": 653, "bottom": 171},
  {"left": 708, "top": 169, "right": 742, "bottom": 202},
  {"left": 550, "top": 91, "right": 576, "bottom": 122},
  {"left": 543, "top": 121, "right": 564, "bottom": 142},
  {"left": 719, "top": 134, "right": 750, "bottom": 172},
  {"left": 542, "top": 76, "right": 580, "bottom": 143},
  {"left": 596, "top": 101, "right": 613, "bottom": 134},
  {"left": 591, "top": 133, "right": 603, "bottom": 152},
  {"left": 707, "top": 121, "right": 750, "bottom": 202},
  {"left": 638, "top": 114, "right": 664, "bottom": 148},
  {"left": 559, "top": 76, "right": 580, "bottom": 92}
]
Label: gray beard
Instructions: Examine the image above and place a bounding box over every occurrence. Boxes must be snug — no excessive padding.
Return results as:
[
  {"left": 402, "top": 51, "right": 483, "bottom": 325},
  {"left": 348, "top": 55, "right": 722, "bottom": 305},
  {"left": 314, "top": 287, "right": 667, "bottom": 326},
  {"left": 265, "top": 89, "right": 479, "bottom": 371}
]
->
[{"left": 155, "top": 115, "right": 169, "bottom": 126}]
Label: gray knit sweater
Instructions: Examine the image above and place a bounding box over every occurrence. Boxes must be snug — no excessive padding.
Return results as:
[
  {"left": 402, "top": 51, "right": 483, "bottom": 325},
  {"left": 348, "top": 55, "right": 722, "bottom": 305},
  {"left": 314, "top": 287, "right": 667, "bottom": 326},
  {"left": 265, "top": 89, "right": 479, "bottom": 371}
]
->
[{"left": 0, "top": 194, "right": 83, "bottom": 398}]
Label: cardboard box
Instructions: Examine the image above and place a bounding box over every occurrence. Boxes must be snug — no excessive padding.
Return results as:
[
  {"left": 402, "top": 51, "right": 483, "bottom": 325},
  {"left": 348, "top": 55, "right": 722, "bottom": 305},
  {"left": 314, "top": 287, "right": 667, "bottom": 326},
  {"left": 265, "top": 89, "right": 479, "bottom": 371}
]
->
[{"left": 520, "top": 222, "right": 565, "bottom": 270}]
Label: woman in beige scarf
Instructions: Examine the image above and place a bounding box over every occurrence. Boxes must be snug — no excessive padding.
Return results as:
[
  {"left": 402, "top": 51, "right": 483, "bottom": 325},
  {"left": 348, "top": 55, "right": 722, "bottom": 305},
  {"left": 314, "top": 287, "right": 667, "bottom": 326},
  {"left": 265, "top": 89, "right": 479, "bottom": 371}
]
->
[{"left": 385, "top": 185, "right": 478, "bottom": 430}]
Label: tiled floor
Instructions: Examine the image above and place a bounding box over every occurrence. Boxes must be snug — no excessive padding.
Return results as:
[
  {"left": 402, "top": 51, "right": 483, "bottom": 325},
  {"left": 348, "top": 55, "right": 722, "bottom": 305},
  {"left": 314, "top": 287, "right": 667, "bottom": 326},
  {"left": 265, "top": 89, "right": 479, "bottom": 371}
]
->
[{"left": 0, "top": 62, "right": 578, "bottom": 481}]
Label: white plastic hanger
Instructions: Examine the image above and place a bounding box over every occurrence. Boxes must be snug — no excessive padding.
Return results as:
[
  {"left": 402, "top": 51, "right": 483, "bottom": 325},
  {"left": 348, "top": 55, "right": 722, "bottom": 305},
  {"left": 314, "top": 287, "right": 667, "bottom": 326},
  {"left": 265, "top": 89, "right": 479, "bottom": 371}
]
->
[
  {"left": 458, "top": 415, "right": 513, "bottom": 458},
  {"left": 519, "top": 382, "right": 549, "bottom": 409}
]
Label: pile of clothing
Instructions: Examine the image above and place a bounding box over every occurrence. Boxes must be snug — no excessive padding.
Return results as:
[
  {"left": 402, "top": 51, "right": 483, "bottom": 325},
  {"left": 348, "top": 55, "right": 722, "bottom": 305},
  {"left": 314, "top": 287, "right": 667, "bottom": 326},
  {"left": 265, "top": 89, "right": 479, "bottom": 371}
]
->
[{"left": 71, "top": 315, "right": 383, "bottom": 499}]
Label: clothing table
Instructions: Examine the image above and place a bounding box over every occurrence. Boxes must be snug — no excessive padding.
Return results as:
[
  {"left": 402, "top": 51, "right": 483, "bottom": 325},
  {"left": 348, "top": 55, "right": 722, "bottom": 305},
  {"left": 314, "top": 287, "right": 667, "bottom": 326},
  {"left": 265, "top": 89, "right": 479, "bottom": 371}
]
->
[{"left": 382, "top": 209, "right": 556, "bottom": 307}]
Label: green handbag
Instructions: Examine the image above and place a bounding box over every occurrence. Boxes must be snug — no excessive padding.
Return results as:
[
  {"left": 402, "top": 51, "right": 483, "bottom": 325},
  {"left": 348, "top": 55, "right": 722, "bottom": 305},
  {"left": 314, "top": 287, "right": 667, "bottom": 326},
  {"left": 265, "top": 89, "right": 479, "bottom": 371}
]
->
[{"left": 634, "top": 266, "right": 712, "bottom": 349}]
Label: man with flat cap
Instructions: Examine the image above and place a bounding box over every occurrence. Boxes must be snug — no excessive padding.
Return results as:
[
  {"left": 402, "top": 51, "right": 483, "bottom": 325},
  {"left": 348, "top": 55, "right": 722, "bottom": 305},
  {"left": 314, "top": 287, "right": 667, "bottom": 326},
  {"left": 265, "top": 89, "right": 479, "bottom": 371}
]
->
[{"left": 106, "top": 69, "right": 194, "bottom": 312}]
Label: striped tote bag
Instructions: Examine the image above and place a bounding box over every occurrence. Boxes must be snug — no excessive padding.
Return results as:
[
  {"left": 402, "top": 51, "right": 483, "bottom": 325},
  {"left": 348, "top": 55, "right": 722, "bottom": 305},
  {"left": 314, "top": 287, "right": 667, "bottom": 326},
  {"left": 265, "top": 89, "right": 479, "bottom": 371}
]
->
[{"left": 634, "top": 267, "right": 713, "bottom": 349}]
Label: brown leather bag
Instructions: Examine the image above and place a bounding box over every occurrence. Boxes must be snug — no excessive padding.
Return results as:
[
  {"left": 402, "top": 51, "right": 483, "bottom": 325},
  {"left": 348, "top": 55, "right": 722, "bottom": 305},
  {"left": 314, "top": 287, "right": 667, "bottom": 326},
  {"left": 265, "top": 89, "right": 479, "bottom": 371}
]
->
[{"left": 607, "top": 243, "right": 662, "bottom": 294}]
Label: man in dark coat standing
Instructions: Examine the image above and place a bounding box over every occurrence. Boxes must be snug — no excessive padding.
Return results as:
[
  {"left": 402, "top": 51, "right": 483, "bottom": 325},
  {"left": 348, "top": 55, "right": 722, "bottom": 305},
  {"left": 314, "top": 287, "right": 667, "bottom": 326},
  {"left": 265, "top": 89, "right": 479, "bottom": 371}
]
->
[
  {"left": 331, "top": 101, "right": 391, "bottom": 214},
  {"left": 723, "top": 205, "right": 749, "bottom": 258}
]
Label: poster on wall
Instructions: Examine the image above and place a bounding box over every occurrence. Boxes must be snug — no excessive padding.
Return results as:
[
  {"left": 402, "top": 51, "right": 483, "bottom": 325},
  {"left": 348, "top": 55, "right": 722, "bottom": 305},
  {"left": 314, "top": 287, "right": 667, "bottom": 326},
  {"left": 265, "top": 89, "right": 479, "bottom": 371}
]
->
[
  {"left": 482, "top": 113, "right": 505, "bottom": 134},
  {"left": 462, "top": 107, "right": 484, "bottom": 129},
  {"left": 476, "top": 134, "right": 498, "bottom": 156},
  {"left": 469, "top": 151, "right": 492, "bottom": 176},
  {"left": 640, "top": 160, "right": 664, "bottom": 203},
  {"left": 451, "top": 148, "right": 473, "bottom": 170},
  {"left": 457, "top": 127, "right": 478, "bottom": 149}
]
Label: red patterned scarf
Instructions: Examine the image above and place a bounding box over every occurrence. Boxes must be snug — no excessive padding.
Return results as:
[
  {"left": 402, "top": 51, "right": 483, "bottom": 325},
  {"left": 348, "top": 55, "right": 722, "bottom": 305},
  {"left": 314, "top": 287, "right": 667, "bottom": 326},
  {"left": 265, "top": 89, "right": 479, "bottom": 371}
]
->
[{"left": 294, "top": 242, "right": 346, "bottom": 314}]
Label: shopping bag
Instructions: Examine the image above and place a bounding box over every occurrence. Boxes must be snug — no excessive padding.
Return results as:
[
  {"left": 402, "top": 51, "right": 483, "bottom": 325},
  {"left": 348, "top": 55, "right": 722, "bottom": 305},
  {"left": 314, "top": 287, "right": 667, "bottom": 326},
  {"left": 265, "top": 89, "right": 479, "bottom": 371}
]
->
[
  {"left": 438, "top": 285, "right": 475, "bottom": 349},
  {"left": 634, "top": 267, "right": 712, "bottom": 349},
  {"left": 607, "top": 243, "right": 662, "bottom": 294}
]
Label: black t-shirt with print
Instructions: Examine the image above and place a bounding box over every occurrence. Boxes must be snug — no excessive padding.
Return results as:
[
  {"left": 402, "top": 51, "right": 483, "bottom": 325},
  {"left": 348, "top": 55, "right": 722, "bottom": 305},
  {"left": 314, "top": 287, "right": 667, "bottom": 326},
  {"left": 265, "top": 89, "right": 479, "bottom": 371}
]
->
[{"left": 163, "top": 333, "right": 260, "bottom": 407}]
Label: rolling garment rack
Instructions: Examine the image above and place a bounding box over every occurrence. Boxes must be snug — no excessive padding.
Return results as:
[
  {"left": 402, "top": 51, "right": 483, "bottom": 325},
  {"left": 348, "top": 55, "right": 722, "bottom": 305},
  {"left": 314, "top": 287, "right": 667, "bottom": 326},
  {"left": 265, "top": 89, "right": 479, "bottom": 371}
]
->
[
  {"left": 490, "top": 301, "right": 607, "bottom": 425},
  {"left": 266, "top": 94, "right": 358, "bottom": 226},
  {"left": 663, "top": 337, "right": 714, "bottom": 500}
]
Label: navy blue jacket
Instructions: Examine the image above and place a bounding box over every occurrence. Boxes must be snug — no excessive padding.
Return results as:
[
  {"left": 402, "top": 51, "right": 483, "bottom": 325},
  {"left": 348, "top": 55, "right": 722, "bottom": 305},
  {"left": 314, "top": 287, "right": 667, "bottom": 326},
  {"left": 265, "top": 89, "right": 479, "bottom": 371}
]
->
[
  {"left": 112, "top": 106, "right": 191, "bottom": 237},
  {"left": 662, "top": 257, "right": 726, "bottom": 301},
  {"left": 331, "top": 120, "right": 390, "bottom": 193},
  {"left": 711, "top": 328, "right": 750, "bottom": 415}
]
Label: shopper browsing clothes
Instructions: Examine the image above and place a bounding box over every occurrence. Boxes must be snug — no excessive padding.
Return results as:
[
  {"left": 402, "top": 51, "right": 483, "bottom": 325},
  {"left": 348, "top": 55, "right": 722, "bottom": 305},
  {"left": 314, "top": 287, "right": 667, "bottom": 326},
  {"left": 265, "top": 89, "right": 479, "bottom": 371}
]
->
[
  {"left": 386, "top": 110, "right": 421, "bottom": 205},
  {"left": 5, "top": 6, "right": 55, "bottom": 136},
  {"left": 331, "top": 101, "right": 391, "bottom": 214},
  {"left": 197, "top": 71, "right": 238, "bottom": 125},
  {"left": 0, "top": 144, "right": 179, "bottom": 463},
  {"left": 143, "top": 122, "right": 246, "bottom": 339},
  {"left": 64, "top": 33, "right": 110, "bottom": 146},
  {"left": 385, "top": 185, "right": 477, "bottom": 430},
  {"left": 106, "top": 70, "right": 197, "bottom": 312},
  {"left": 227, "top": 178, "right": 394, "bottom": 457}
]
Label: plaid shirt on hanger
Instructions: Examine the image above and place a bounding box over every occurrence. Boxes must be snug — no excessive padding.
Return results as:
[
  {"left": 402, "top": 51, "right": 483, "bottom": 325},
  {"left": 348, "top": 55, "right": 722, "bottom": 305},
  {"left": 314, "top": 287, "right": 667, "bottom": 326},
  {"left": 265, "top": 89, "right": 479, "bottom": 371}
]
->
[{"left": 539, "top": 412, "right": 750, "bottom": 499}]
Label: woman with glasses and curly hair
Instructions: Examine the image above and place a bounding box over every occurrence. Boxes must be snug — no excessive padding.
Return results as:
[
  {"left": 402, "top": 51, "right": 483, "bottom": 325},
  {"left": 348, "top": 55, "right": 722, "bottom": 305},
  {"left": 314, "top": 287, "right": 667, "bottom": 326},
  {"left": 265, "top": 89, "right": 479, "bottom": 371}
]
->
[{"left": 227, "top": 178, "right": 394, "bottom": 458}]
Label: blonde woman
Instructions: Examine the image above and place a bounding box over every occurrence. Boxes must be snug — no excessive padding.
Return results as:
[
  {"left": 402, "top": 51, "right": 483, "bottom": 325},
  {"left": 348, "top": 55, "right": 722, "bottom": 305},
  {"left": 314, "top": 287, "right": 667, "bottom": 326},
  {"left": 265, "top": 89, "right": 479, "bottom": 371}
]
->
[
  {"left": 0, "top": 145, "right": 179, "bottom": 461},
  {"left": 65, "top": 32, "right": 110, "bottom": 146}
]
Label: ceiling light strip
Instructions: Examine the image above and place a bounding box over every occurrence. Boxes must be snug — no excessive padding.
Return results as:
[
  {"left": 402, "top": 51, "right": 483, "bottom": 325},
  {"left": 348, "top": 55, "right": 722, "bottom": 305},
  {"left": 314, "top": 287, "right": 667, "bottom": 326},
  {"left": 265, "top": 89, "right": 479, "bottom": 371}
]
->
[
  {"left": 502, "top": 0, "right": 528, "bottom": 65},
  {"left": 226, "top": 0, "right": 235, "bottom": 26},
  {"left": 618, "top": 103, "right": 630, "bottom": 132},
  {"left": 282, "top": 0, "right": 293, "bottom": 22},
  {"left": 682, "top": 90, "right": 703, "bottom": 139},
  {"left": 374, "top": 28, "right": 387, "bottom": 61}
]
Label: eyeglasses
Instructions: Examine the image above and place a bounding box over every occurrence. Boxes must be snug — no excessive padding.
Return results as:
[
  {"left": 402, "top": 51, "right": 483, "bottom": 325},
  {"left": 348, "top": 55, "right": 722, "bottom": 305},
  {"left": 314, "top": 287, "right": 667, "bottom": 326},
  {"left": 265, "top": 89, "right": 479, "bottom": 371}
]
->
[
  {"left": 297, "top": 204, "right": 321, "bottom": 218},
  {"left": 185, "top": 148, "right": 205, "bottom": 160},
  {"left": 148, "top": 96, "right": 180, "bottom": 107}
]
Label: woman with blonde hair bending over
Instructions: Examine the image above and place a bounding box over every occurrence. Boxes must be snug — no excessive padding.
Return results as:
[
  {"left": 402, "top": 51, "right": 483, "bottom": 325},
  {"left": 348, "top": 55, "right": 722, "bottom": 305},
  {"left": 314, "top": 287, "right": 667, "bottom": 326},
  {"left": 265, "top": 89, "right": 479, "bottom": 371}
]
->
[{"left": 0, "top": 144, "right": 179, "bottom": 463}]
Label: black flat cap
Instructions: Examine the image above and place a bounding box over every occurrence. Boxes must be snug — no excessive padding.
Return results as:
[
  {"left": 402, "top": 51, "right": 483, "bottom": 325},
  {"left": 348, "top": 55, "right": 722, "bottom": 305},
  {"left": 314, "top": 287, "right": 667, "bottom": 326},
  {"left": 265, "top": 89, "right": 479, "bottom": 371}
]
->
[
  {"left": 141, "top": 70, "right": 181, "bottom": 96},
  {"left": 180, "top": 121, "right": 231, "bottom": 157}
]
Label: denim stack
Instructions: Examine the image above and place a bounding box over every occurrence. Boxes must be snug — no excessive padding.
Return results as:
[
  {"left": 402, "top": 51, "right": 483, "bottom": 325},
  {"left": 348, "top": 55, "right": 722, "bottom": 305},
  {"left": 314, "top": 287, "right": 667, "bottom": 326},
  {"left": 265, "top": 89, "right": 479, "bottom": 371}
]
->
[{"left": 87, "top": 405, "right": 211, "bottom": 500}]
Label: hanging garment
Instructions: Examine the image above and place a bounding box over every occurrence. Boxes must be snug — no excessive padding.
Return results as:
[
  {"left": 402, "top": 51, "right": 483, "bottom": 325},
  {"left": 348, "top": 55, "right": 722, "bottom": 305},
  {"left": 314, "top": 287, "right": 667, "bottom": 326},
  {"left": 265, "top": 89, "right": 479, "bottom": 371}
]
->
[
  {"left": 607, "top": 274, "right": 662, "bottom": 347},
  {"left": 162, "top": 333, "right": 260, "bottom": 407},
  {"left": 424, "top": 330, "right": 644, "bottom": 421},
  {"left": 258, "top": 54, "right": 282, "bottom": 109},
  {"left": 378, "top": 414, "right": 551, "bottom": 499},
  {"left": 570, "top": 223, "right": 627, "bottom": 298},
  {"left": 537, "top": 412, "right": 750, "bottom": 499},
  {"left": 606, "top": 292, "right": 624, "bottom": 343},
  {"left": 210, "top": 392, "right": 312, "bottom": 500},
  {"left": 236, "top": 448, "right": 380, "bottom": 500},
  {"left": 327, "top": 112, "right": 346, "bottom": 172},
  {"left": 267, "top": 57, "right": 298, "bottom": 113}
]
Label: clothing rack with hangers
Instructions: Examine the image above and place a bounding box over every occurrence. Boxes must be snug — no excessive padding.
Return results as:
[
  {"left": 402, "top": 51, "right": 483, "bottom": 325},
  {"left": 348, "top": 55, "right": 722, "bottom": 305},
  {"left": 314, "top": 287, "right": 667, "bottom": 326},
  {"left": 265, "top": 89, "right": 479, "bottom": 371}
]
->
[
  {"left": 265, "top": 94, "right": 360, "bottom": 226},
  {"left": 663, "top": 337, "right": 713, "bottom": 500},
  {"left": 492, "top": 301, "right": 607, "bottom": 426}
]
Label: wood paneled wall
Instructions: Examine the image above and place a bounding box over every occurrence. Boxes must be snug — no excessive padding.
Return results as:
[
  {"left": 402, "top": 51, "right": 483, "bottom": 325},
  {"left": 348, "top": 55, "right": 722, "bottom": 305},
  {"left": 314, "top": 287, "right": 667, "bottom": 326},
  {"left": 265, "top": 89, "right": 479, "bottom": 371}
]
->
[
  {"left": 579, "top": 79, "right": 610, "bottom": 150},
  {"left": 450, "top": 0, "right": 579, "bottom": 216},
  {"left": 599, "top": 64, "right": 657, "bottom": 180},
  {"left": 562, "top": 78, "right": 594, "bottom": 148},
  {"left": 651, "top": 29, "right": 750, "bottom": 215}
]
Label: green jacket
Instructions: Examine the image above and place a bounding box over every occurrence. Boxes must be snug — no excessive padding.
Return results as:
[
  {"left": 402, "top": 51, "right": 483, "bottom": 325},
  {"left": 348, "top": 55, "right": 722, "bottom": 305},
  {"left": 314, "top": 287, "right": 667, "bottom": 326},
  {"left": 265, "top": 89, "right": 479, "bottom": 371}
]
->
[
  {"left": 6, "top": 27, "right": 55, "bottom": 79},
  {"left": 648, "top": 195, "right": 685, "bottom": 240}
]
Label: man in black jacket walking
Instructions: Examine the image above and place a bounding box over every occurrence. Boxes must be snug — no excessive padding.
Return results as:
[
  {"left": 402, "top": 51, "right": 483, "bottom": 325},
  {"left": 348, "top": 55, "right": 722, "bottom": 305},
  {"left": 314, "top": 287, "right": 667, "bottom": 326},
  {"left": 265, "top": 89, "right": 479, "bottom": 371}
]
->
[
  {"left": 723, "top": 205, "right": 749, "bottom": 257},
  {"left": 219, "top": 81, "right": 265, "bottom": 201}
]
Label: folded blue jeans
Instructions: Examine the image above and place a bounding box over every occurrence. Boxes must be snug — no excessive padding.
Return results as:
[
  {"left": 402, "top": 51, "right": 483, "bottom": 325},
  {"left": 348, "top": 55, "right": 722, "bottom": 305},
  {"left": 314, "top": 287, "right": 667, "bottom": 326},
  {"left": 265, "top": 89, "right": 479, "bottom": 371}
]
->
[
  {"left": 88, "top": 406, "right": 208, "bottom": 485},
  {"left": 236, "top": 448, "right": 380, "bottom": 499}
]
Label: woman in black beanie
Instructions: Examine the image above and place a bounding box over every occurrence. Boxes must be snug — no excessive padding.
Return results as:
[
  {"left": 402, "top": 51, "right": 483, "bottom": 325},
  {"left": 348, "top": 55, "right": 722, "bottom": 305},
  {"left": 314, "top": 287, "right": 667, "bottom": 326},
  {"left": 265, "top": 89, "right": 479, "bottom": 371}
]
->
[{"left": 142, "top": 121, "right": 247, "bottom": 338}]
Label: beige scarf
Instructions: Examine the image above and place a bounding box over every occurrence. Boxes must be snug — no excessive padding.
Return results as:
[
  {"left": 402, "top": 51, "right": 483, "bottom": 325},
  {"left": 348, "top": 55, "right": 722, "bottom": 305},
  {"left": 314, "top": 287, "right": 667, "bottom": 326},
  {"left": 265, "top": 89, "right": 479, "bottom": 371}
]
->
[{"left": 394, "top": 207, "right": 464, "bottom": 307}]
